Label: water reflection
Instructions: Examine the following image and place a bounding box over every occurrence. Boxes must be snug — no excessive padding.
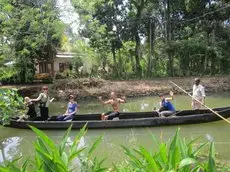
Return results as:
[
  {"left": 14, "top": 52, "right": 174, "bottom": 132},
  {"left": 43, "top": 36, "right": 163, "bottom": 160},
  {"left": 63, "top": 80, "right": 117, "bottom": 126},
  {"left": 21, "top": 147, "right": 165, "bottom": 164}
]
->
[
  {"left": 0, "top": 137, "right": 22, "bottom": 164},
  {"left": 66, "top": 136, "right": 86, "bottom": 170}
]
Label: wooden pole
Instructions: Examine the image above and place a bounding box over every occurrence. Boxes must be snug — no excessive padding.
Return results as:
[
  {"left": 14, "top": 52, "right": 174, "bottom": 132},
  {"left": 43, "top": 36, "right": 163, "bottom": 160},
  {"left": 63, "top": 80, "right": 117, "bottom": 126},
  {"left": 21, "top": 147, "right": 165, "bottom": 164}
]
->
[{"left": 170, "top": 81, "right": 230, "bottom": 124}]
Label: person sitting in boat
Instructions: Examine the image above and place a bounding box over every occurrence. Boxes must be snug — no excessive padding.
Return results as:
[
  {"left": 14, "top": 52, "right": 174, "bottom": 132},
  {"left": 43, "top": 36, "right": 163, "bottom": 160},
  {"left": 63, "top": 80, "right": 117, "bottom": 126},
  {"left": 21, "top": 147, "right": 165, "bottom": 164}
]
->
[
  {"left": 57, "top": 95, "right": 78, "bottom": 121},
  {"left": 158, "top": 91, "right": 175, "bottom": 117},
  {"left": 17, "top": 97, "right": 37, "bottom": 121},
  {"left": 99, "top": 92, "right": 126, "bottom": 120}
]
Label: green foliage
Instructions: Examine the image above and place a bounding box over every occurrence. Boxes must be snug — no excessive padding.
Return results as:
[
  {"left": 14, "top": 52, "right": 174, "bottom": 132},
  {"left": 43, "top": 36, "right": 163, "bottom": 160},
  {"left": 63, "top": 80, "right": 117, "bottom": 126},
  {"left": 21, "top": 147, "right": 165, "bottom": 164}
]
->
[
  {"left": 0, "top": 0, "right": 64, "bottom": 84},
  {"left": 0, "top": 125, "right": 107, "bottom": 172},
  {"left": 114, "top": 128, "right": 217, "bottom": 172},
  {"left": 0, "top": 89, "right": 25, "bottom": 124},
  {"left": 0, "top": 126, "right": 224, "bottom": 171},
  {"left": 70, "top": 0, "right": 230, "bottom": 79}
]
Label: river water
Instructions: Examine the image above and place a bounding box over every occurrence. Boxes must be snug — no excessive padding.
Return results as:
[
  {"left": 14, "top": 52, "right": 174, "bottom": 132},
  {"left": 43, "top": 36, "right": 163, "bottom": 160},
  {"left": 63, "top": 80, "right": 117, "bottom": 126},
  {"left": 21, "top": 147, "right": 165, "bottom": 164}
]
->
[{"left": 1, "top": 92, "right": 230, "bottom": 165}]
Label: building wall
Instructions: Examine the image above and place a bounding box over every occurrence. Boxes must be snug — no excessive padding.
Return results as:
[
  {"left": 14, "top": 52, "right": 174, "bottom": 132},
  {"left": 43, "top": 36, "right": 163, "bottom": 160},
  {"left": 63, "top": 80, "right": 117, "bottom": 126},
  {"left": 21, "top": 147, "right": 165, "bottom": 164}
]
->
[
  {"left": 53, "top": 58, "right": 72, "bottom": 74},
  {"left": 34, "top": 52, "right": 75, "bottom": 76}
]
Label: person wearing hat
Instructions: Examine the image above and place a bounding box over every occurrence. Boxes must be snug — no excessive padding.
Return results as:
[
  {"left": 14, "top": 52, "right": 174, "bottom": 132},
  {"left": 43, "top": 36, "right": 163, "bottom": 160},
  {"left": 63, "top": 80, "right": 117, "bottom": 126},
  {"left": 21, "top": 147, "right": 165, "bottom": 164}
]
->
[
  {"left": 158, "top": 91, "right": 175, "bottom": 117},
  {"left": 57, "top": 95, "right": 78, "bottom": 121},
  {"left": 30, "top": 86, "right": 54, "bottom": 120},
  {"left": 192, "top": 78, "right": 205, "bottom": 110}
]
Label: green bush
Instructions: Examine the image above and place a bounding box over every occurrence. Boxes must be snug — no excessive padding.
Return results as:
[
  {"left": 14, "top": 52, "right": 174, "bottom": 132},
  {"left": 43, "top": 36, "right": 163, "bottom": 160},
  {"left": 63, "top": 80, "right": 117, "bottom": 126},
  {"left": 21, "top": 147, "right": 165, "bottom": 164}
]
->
[
  {"left": 0, "top": 125, "right": 107, "bottom": 172},
  {"left": 114, "top": 128, "right": 217, "bottom": 172},
  {"left": 0, "top": 89, "right": 25, "bottom": 124}
]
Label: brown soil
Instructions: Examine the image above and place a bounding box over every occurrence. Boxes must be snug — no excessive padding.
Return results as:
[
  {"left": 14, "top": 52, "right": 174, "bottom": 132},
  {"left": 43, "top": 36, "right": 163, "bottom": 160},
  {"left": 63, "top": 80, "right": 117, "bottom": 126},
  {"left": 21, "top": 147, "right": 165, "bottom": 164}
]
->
[{"left": 1, "top": 76, "right": 230, "bottom": 100}]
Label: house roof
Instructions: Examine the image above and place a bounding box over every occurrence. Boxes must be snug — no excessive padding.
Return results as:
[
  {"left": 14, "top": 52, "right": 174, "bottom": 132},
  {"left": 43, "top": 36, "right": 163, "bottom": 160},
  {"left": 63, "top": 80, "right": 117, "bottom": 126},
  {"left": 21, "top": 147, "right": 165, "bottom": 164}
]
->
[{"left": 56, "top": 52, "right": 76, "bottom": 58}]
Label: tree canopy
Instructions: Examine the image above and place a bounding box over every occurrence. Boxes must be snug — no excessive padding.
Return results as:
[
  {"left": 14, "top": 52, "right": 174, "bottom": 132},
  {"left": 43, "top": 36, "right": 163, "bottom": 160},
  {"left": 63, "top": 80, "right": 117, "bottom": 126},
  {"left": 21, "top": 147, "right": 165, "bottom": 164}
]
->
[
  {"left": 0, "top": 0, "right": 64, "bottom": 83},
  {"left": 1, "top": 0, "right": 230, "bottom": 82},
  {"left": 71, "top": 0, "right": 230, "bottom": 78}
]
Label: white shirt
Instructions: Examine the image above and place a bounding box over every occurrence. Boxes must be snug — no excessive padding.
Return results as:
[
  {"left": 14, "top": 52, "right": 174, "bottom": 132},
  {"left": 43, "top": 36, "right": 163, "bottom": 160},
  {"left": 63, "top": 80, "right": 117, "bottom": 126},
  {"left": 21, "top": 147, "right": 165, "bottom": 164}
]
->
[
  {"left": 192, "top": 84, "right": 205, "bottom": 100},
  {"left": 37, "top": 93, "right": 51, "bottom": 107}
]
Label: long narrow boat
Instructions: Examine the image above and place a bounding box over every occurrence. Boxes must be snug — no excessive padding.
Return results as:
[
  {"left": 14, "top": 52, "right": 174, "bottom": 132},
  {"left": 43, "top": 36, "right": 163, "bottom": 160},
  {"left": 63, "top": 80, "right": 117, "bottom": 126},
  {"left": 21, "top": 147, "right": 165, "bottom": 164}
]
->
[{"left": 5, "top": 107, "right": 230, "bottom": 129}]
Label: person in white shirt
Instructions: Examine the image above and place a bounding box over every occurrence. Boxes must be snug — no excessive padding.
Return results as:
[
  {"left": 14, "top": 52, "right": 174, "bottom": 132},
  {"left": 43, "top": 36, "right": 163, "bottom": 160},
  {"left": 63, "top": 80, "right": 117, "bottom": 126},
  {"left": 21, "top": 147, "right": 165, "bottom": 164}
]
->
[
  {"left": 30, "top": 86, "right": 54, "bottom": 120},
  {"left": 192, "top": 78, "right": 205, "bottom": 110}
]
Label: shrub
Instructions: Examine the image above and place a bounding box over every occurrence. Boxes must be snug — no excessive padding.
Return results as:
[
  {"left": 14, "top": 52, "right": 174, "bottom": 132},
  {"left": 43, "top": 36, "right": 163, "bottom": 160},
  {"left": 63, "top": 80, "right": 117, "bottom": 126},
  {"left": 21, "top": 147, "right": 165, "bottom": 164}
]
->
[
  {"left": 114, "top": 128, "right": 217, "bottom": 172},
  {"left": 0, "top": 89, "right": 25, "bottom": 124},
  {"left": 0, "top": 125, "right": 107, "bottom": 172}
]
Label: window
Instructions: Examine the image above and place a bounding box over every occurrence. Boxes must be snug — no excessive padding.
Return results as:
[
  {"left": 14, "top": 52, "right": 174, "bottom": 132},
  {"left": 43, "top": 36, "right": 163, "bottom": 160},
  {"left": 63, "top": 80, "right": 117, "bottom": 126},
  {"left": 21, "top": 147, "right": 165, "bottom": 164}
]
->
[
  {"left": 39, "top": 62, "right": 48, "bottom": 73},
  {"left": 59, "top": 63, "right": 65, "bottom": 72}
]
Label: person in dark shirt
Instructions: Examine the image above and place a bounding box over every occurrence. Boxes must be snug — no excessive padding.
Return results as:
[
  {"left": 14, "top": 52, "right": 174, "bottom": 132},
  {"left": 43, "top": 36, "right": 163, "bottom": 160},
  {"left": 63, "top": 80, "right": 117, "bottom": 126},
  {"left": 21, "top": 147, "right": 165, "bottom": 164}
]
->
[{"left": 17, "top": 97, "right": 37, "bottom": 121}]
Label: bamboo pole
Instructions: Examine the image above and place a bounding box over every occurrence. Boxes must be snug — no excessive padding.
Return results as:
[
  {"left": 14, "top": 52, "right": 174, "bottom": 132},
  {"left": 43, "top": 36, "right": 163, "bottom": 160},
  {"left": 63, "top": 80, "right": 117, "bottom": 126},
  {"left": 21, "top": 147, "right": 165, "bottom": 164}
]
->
[{"left": 170, "top": 81, "right": 230, "bottom": 124}]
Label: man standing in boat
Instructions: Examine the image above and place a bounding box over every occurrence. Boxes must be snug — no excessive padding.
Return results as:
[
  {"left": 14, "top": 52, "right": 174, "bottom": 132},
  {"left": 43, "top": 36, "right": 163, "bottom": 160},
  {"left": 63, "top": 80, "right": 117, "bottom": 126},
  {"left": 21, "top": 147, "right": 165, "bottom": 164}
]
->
[
  {"left": 192, "top": 78, "right": 206, "bottom": 110},
  {"left": 98, "top": 92, "right": 126, "bottom": 120}
]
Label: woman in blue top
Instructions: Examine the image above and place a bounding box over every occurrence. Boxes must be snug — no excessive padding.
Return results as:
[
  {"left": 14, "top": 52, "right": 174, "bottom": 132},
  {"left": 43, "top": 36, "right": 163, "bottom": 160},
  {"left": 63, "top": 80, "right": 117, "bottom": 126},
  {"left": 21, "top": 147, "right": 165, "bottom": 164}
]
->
[
  {"left": 158, "top": 91, "right": 175, "bottom": 117},
  {"left": 57, "top": 95, "right": 78, "bottom": 121}
]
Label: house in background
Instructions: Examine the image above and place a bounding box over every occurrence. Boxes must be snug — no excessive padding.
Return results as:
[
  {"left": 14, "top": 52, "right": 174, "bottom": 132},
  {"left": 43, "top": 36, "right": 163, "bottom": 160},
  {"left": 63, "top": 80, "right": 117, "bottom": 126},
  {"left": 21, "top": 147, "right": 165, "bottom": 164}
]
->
[{"left": 35, "top": 51, "right": 76, "bottom": 77}]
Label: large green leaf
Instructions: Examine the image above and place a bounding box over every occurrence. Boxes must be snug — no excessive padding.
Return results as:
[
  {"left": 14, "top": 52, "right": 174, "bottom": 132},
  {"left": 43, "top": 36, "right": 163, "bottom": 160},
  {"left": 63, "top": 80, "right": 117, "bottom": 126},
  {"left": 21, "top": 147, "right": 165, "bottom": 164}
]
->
[
  {"left": 178, "top": 158, "right": 196, "bottom": 169},
  {"left": 139, "top": 146, "right": 160, "bottom": 171},
  {"left": 88, "top": 135, "right": 103, "bottom": 158},
  {"left": 59, "top": 124, "right": 73, "bottom": 156},
  {"left": 30, "top": 126, "right": 56, "bottom": 151},
  {"left": 168, "top": 128, "right": 181, "bottom": 169},
  {"left": 207, "top": 142, "right": 216, "bottom": 172}
]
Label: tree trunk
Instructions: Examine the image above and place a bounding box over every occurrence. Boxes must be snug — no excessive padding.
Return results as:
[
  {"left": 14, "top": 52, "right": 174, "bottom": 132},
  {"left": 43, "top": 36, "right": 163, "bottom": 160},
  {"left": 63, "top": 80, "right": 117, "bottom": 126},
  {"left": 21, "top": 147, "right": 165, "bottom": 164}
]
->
[
  {"left": 147, "top": 19, "right": 156, "bottom": 78},
  {"left": 133, "top": 0, "right": 145, "bottom": 78},
  {"left": 165, "top": 0, "right": 174, "bottom": 76},
  {"left": 111, "top": 47, "right": 118, "bottom": 77},
  {"left": 134, "top": 31, "right": 142, "bottom": 77}
]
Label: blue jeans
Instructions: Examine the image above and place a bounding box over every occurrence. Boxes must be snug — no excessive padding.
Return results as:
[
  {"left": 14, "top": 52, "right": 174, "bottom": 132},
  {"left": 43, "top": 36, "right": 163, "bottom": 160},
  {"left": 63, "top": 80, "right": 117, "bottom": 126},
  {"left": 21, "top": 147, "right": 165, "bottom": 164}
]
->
[{"left": 57, "top": 114, "right": 74, "bottom": 121}]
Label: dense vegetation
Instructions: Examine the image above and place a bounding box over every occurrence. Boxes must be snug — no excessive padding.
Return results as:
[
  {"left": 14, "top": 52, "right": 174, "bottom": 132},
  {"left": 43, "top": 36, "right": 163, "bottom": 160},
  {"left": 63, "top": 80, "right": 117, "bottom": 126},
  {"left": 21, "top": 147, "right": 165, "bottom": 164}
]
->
[
  {"left": 71, "top": 0, "right": 230, "bottom": 79},
  {"left": 0, "top": 0, "right": 64, "bottom": 83},
  {"left": 1, "top": 0, "right": 230, "bottom": 81},
  {"left": 0, "top": 125, "right": 223, "bottom": 172},
  {"left": 0, "top": 89, "right": 25, "bottom": 124}
]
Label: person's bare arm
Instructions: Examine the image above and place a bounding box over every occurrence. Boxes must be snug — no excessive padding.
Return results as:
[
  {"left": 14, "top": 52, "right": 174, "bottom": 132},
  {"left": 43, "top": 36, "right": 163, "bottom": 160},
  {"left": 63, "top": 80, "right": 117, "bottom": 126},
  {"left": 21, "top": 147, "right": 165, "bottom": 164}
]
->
[
  {"left": 68, "top": 109, "right": 77, "bottom": 116},
  {"left": 165, "top": 91, "right": 174, "bottom": 101},
  {"left": 30, "top": 93, "right": 43, "bottom": 102},
  {"left": 64, "top": 104, "right": 69, "bottom": 115},
  {"left": 49, "top": 98, "right": 55, "bottom": 102},
  {"left": 118, "top": 96, "right": 126, "bottom": 103},
  {"left": 98, "top": 97, "right": 112, "bottom": 105}
]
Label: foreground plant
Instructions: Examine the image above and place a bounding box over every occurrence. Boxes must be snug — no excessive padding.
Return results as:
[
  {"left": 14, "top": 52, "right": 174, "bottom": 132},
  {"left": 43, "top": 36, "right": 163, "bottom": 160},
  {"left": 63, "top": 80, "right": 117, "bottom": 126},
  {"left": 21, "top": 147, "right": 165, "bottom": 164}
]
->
[
  {"left": 114, "top": 128, "right": 216, "bottom": 172},
  {"left": 0, "top": 125, "right": 107, "bottom": 172},
  {"left": 0, "top": 126, "right": 220, "bottom": 172}
]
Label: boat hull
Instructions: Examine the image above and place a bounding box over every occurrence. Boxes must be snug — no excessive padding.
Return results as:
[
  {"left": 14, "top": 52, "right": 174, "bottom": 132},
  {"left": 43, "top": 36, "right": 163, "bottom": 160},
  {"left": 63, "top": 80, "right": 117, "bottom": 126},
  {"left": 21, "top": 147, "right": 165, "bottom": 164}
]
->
[{"left": 6, "top": 107, "right": 230, "bottom": 130}]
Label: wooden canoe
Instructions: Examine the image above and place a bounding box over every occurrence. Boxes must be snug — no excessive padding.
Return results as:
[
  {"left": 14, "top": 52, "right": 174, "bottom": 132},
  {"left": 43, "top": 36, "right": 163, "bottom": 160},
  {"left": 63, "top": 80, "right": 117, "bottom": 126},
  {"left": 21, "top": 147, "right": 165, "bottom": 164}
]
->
[{"left": 5, "top": 107, "right": 230, "bottom": 129}]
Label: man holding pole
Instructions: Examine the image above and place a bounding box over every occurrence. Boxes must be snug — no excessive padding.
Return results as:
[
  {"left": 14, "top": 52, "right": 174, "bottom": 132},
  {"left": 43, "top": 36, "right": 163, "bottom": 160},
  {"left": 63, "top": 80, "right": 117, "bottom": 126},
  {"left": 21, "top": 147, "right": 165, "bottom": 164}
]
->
[
  {"left": 192, "top": 78, "right": 206, "bottom": 110},
  {"left": 170, "top": 80, "right": 230, "bottom": 124}
]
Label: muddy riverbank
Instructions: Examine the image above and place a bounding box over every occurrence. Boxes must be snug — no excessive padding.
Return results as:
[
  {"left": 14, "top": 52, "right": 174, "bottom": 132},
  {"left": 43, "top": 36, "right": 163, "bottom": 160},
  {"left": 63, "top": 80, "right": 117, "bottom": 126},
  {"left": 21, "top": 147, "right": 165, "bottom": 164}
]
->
[{"left": 2, "top": 76, "right": 230, "bottom": 100}]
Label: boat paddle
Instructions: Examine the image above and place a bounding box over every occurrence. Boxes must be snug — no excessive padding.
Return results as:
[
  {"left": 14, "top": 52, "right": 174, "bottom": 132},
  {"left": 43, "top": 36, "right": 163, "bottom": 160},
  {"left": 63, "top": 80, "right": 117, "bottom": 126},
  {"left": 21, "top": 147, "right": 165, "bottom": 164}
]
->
[{"left": 170, "top": 81, "right": 230, "bottom": 124}]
